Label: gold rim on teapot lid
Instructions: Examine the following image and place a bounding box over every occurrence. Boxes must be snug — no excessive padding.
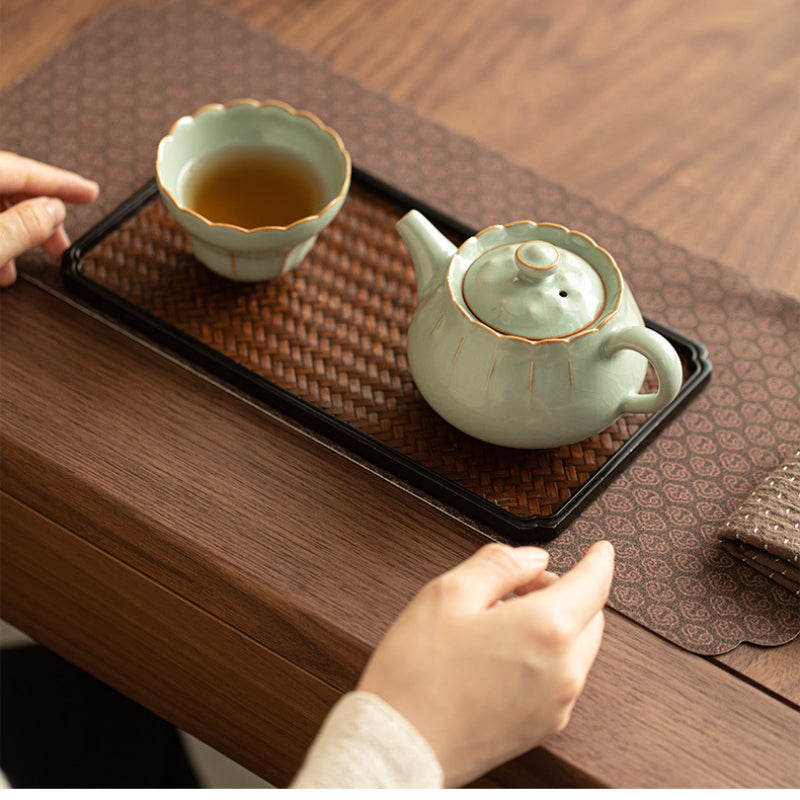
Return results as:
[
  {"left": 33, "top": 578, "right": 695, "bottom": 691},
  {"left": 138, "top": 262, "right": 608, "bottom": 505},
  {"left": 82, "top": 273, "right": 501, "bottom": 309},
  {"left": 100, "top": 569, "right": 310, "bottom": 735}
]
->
[{"left": 462, "top": 238, "right": 607, "bottom": 339}]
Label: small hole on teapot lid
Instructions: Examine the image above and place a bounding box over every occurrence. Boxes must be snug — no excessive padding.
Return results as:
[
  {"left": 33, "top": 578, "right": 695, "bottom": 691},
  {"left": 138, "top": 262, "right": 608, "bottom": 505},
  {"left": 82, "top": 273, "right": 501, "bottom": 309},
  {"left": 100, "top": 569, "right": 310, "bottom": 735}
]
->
[{"left": 559, "top": 290, "right": 568, "bottom": 297}]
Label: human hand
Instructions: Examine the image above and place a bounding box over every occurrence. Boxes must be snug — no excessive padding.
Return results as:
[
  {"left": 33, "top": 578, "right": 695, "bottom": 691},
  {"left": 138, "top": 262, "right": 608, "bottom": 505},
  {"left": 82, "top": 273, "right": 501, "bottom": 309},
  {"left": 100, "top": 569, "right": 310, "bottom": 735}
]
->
[
  {"left": 357, "top": 539, "right": 615, "bottom": 787},
  {"left": 0, "top": 151, "right": 99, "bottom": 287}
]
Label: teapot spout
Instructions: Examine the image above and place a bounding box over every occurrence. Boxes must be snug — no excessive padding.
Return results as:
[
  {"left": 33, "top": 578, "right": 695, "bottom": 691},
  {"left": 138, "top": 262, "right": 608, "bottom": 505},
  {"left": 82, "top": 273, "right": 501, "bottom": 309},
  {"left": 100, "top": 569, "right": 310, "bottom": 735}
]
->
[{"left": 397, "top": 210, "right": 456, "bottom": 300}]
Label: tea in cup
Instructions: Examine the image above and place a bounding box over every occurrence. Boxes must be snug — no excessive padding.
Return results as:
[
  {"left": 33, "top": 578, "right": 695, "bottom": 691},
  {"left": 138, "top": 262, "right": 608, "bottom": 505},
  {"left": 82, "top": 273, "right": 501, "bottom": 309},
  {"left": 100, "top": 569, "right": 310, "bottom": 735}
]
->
[{"left": 156, "top": 99, "right": 351, "bottom": 281}]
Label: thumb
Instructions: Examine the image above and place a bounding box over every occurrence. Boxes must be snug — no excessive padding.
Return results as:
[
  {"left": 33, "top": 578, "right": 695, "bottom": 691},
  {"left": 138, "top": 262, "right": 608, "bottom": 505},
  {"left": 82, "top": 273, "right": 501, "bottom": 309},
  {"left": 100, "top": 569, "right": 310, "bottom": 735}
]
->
[
  {"left": 440, "top": 543, "right": 549, "bottom": 611},
  {"left": 0, "top": 197, "right": 66, "bottom": 266}
]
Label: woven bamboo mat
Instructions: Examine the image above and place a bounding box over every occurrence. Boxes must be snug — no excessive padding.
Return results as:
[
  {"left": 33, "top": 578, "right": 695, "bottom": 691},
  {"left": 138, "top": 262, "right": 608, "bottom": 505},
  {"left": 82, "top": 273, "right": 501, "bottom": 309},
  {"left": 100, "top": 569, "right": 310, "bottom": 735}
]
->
[{"left": 76, "top": 179, "right": 691, "bottom": 536}]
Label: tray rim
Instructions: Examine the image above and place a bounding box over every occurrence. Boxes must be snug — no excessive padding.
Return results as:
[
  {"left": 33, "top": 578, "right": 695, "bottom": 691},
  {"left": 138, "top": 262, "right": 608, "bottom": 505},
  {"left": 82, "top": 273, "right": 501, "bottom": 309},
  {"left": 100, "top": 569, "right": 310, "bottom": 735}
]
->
[{"left": 61, "top": 170, "right": 713, "bottom": 541}]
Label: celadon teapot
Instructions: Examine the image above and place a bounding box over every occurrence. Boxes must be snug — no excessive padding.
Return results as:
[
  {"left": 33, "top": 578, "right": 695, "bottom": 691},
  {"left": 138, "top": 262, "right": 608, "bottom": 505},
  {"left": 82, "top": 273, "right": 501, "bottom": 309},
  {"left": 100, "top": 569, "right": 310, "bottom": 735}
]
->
[{"left": 397, "top": 210, "right": 683, "bottom": 449}]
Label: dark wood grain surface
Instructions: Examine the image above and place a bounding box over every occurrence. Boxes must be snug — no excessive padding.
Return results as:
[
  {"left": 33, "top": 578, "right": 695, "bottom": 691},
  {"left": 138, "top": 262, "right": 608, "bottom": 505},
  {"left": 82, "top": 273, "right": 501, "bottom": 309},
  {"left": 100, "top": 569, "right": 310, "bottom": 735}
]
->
[
  {"left": 3, "top": 280, "right": 799, "bottom": 788},
  {"left": 1, "top": 0, "right": 799, "bottom": 788}
]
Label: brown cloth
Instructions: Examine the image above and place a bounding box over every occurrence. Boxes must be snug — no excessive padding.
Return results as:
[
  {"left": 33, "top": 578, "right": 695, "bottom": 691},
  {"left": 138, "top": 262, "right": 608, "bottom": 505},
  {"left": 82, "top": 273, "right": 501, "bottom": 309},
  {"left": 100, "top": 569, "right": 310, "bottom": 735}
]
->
[{"left": 720, "top": 448, "right": 800, "bottom": 595}]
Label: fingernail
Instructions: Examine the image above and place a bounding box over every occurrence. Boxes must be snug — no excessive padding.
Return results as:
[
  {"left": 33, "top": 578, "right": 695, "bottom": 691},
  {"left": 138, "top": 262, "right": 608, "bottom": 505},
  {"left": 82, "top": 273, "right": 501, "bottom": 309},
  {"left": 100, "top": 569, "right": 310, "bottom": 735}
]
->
[
  {"left": 81, "top": 178, "right": 100, "bottom": 197},
  {"left": 518, "top": 547, "right": 548, "bottom": 565},
  {"left": 45, "top": 198, "right": 66, "bottom": 228},
  {"left": 592, "top": 540, "right": 615, "bottom": 559}
]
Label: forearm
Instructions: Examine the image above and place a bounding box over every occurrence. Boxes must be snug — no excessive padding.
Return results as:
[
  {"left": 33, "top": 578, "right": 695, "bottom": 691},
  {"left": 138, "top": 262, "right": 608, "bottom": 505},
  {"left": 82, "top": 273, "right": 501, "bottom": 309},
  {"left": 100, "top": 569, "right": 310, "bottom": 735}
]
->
[{"left": 290, "top": 691, "right": 444, "bottom": 789}]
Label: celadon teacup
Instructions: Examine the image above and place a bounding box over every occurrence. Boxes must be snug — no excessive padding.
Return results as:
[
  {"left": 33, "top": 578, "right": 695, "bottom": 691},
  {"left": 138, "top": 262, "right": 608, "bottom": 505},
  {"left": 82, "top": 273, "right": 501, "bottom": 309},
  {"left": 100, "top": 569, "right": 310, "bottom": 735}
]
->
[{"left": 156, "top": 99, "right": 351, "bottom": 281}]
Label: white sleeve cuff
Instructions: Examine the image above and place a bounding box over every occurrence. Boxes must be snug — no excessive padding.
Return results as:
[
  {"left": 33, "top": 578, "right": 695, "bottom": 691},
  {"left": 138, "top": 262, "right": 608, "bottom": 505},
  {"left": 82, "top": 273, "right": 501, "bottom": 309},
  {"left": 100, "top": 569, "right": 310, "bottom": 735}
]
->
[{"left": 290, "top": 690, "right": 444, "bottom": 788}]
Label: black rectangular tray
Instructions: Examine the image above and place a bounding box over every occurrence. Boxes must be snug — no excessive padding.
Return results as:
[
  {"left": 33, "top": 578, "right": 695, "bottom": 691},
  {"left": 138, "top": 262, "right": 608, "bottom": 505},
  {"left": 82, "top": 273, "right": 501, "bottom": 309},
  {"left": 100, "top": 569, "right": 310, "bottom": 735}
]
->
[{"left": 62, "top": 170, "right": 711, "bottom": 541}]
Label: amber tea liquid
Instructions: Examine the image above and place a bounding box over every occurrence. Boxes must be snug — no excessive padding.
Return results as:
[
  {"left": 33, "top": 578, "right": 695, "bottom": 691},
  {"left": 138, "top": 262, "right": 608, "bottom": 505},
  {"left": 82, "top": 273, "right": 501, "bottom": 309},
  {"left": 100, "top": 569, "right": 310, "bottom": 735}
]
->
[{"left": 182, "top": 146, "right": 327, "bottom": 229}]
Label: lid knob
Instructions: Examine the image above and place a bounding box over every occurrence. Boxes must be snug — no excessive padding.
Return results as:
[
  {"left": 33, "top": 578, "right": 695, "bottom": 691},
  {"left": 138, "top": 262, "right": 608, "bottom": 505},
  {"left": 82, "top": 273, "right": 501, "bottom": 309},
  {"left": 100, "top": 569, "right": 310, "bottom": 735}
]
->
[
  {"left": 515, "top": 241, "right": 560, "bottom": 281},
  {"left": 461, "top": 236, "right": 608, "bottom": 339}
]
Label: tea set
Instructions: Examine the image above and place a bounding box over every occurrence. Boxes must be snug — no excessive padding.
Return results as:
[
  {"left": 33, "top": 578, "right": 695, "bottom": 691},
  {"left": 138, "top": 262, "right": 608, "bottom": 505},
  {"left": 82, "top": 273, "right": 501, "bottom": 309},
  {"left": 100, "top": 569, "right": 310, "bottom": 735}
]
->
[{"left": 156, "top": 99, "right": 683, "bottom": 449}]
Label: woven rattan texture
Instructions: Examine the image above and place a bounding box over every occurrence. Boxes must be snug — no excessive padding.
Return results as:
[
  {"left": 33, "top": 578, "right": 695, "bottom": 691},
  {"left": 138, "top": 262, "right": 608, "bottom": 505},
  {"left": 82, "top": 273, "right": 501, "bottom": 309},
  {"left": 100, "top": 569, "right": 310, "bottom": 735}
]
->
[{"left": 81, "top": 184, "right": 662, "bottom": 521}]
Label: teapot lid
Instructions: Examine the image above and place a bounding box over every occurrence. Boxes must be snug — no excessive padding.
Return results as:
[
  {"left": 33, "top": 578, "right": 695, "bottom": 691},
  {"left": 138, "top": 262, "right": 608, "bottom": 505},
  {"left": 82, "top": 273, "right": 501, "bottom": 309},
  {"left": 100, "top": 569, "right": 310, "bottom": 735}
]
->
[{"left": 462, "top": 239, "right": 606, "bottom": 339}]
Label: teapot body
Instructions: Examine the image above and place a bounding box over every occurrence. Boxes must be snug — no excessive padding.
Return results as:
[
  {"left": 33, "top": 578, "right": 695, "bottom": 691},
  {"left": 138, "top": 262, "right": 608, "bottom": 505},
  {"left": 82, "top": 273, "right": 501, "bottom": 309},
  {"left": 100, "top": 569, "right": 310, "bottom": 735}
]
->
[
  {"left": 408, "top": 217, "right": 683, "bottom": 449},
  {"left": 408, "top": 276, "right": 653, "bottom": 449}
]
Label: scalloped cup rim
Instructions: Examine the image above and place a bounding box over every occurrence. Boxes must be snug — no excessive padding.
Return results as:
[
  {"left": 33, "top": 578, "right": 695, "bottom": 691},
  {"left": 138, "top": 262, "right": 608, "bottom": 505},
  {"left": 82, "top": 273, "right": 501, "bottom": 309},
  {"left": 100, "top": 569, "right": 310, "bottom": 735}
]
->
[{"left": 155, "top": 98, "right": 352, "bottom": 234}]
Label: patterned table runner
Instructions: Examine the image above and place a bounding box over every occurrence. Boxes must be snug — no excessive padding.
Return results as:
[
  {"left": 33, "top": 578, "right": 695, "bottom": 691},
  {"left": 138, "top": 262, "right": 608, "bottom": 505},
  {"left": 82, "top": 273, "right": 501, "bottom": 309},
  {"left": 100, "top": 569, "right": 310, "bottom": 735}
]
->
[{"left": 3, "top": 0, "right": 798, "bottom": 654}]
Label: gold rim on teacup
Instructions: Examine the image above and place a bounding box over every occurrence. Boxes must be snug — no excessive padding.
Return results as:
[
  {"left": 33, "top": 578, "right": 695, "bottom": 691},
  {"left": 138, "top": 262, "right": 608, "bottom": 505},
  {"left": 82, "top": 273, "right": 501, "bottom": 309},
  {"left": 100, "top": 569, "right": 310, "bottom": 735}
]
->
[
  {"left": 155, "top": 98, "right": 352, "bottom": 281},
  {"left": 156, "top": 98, "right": 351, "bottom": 233}
]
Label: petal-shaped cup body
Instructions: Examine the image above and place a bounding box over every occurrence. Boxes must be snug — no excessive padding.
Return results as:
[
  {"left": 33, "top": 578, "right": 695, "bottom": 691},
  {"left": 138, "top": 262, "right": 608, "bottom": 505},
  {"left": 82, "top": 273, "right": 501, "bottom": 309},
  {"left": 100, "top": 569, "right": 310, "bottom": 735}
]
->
[{"left": 156, "top": 99, "right": 351, "bottom": 281}]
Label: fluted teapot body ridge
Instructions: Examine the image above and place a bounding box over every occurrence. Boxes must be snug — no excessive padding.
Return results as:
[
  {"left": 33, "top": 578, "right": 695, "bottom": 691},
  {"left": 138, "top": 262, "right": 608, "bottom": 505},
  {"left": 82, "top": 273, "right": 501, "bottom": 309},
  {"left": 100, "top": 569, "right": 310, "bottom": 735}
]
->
[{"left": 397, "top": 211, "right": 683, "bottom": 449}]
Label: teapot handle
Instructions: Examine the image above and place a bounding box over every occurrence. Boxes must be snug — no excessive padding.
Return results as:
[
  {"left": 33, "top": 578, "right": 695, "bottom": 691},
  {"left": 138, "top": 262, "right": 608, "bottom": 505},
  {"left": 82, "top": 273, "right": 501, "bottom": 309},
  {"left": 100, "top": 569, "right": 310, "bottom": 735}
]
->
[{"left": 604, "top": 326, "right": 683, "bottom": 414}]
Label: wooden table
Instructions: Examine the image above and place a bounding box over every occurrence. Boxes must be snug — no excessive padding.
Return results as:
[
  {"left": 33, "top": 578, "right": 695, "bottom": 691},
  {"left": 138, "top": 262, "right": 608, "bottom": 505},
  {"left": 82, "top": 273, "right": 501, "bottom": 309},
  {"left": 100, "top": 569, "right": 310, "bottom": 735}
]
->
[{"left": 2, "top": 0, "right": 799, "bottom": 788}]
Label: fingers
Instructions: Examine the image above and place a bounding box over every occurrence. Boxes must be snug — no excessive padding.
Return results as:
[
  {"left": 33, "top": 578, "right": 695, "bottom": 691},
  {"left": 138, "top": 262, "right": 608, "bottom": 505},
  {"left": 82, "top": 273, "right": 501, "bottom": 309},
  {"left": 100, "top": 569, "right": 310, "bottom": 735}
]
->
[
  {"left": 0, "top": 260, "right": 17, "bottom": 288},
  {"left": 564, "top": 608, "right": 606, "bottom": 711},
  {"left": 0, "top": 151, "right": 99, "bottom": 204},
  {"left": 574, "top": 608, "right": 606, "bottom": 671},
  {"left": 0, "top": 197, "right": 67, "bottom": 267},
  {"left": 0, "top": 155, "right": 99, "bottom": 282},
  {"left": 42, "top": 223, "right": 72, "bottom": 257},
  {"left": 437, "top": 543, "right": 550, "bottom": 611},
  {"left": 532, "top": 540, "right": 615, "bottom": 631},
  {"left": 0, "top": 155, "right": 99, "bottom": 283},
  {"left": 514, "top": 569, "right": 559, "bottom": 596}
]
